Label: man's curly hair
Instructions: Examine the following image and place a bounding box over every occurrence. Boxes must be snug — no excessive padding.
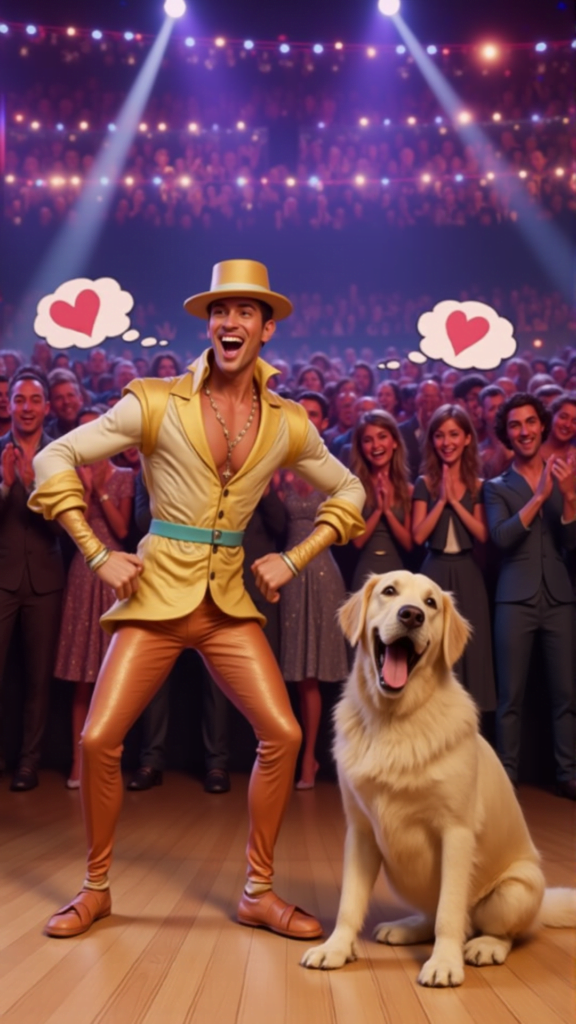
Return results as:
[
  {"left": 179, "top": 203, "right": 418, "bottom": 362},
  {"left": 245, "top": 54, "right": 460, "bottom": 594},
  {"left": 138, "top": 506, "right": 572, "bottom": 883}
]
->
[{"left": 494, "top": 392, "right": 551, "bottom": 450}]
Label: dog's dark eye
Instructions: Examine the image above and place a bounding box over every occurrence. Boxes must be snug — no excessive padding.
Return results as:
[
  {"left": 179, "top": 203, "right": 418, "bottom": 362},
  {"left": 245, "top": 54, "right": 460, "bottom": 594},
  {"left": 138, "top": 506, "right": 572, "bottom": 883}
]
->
[
  {"left": 382, "top": 585, "right": 396, "bottom": 596},
  {"left": 425, "top": 597, "right": 437, "bottom": 608}
]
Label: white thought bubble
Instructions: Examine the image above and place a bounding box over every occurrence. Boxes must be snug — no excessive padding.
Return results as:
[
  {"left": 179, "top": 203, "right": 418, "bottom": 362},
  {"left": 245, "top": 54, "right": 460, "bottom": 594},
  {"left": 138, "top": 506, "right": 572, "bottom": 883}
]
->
[
  {"left": 34, "top": 277, "right": 134, "bottom": 349},
  {"left": 417, "top": 300, "right": 517, "bottom": 370}
]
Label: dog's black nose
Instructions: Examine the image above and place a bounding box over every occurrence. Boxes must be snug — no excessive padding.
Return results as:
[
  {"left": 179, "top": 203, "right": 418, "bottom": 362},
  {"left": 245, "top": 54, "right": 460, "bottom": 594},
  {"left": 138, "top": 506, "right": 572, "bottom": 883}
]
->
[{"left": 398, "top": 605, "right": 424, "bottom": 629}]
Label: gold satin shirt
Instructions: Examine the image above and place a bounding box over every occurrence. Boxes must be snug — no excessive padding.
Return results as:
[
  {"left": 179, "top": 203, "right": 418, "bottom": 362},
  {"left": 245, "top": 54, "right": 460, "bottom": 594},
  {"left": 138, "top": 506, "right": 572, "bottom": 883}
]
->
[{"left": 30, "top": 350, "right": 365, "bottom": 632}]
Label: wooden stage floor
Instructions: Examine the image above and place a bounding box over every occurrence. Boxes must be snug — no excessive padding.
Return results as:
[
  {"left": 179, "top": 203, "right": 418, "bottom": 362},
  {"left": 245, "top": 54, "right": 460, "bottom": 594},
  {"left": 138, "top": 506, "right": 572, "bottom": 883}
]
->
[{"left": 0, "top": 772, "right": 574, "bottom": 1024}]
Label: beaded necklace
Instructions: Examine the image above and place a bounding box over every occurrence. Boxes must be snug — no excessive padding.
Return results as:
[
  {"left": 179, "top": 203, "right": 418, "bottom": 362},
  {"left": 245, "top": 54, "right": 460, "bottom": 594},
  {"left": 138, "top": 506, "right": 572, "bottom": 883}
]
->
[{"left": 203, "top": 383, "right": 258, "bottom": 481}]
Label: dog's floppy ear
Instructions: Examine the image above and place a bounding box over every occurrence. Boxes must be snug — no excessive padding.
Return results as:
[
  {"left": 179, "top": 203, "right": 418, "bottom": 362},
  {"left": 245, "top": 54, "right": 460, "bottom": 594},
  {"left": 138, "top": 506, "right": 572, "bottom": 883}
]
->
[
  {"left": 339, "top": 575, "right": 380, "bottom": 647},
  {"left": 441, "top": 591, "right": 472, "bottom": 669}
]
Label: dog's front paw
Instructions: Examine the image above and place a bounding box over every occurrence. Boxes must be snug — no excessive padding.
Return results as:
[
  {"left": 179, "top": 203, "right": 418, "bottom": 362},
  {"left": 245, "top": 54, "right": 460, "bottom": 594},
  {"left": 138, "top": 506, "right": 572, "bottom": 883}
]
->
[
  {"left": 300, "top": 937, "right": 357, "bottom": 970},
  {"left": 464, "top": 935, "right": 511, "bottom": 966},
  {"left": 374, "top": 914, "right": 434, "bottom": 946},
  {"left": 418, "top": 953, "right": 465, "bottom": 987}
]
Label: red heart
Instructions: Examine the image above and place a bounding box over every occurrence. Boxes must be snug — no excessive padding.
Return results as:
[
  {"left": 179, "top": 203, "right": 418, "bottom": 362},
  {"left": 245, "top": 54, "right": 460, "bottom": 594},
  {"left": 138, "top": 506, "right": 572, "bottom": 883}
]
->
[
  {"left": 446, "top": 310, "right": 490, "bottom": 356},
  {"left": 50, "top": 289, "right": 100, "bottom": 337}
]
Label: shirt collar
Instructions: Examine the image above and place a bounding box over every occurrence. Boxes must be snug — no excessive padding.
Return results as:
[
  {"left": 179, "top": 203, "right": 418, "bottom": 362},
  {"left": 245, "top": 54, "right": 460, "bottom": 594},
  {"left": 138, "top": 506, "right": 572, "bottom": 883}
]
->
[{"left": 172, "top": 348, "right": 281, "bottom": 406}]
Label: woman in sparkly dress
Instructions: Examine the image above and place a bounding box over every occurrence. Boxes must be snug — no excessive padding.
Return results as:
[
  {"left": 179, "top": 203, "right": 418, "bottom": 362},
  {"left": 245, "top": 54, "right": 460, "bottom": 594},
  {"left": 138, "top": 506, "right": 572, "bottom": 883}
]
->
[
  {"left": 277, "top": 394, "right": 348, "bottom": 788},
  {"left": 55, "top": 409, "right": 134, "bottom": 786}
]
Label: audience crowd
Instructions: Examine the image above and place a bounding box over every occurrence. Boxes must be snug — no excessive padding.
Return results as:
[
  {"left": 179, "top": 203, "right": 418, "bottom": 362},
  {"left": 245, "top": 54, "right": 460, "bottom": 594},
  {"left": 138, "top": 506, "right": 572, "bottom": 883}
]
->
[
  {"left": 5, "top": 117, "right": 574, "bottom": 230},
  {"left": 0, "top": 336, "right": 575, "bottom": 796}
]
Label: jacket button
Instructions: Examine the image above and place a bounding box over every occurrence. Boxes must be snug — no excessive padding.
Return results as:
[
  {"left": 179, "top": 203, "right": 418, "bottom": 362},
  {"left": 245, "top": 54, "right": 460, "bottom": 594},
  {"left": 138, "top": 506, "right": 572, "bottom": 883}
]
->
[
  {"left": 223, "top": 489, "right": 229, "bottom": 497},
  {"left": 213, "top": 546, "right": 218, "bottom": 554},
  {"left": 210, "top": 572, "right": 215, "bottom": 580},
  {"left": 218, "top": 510, "right": 224, "bottom": 519}
]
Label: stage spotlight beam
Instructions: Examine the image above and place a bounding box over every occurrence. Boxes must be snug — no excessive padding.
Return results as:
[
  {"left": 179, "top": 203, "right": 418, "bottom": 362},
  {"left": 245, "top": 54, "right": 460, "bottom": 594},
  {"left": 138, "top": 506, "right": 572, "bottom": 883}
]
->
[
  {"left": 393, "top": 15, "right": 573, "bottom": 300},
  {"left": 12, "top": 15, "right": 177, "bottom": 346}
]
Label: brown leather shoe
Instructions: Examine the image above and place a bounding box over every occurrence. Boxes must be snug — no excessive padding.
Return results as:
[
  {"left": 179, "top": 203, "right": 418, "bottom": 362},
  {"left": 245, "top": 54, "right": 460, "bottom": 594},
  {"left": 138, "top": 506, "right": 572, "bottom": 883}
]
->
[
  {"left": 44, "top": 888, "right": 112, "bottom": 938},
  {"left": 237, "top": 890, "right": 323, "bottom": 939}
]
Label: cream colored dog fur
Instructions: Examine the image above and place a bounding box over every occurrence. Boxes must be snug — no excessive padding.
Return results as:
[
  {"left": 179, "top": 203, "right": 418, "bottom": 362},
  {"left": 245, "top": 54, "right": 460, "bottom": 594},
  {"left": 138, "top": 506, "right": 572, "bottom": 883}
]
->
[{"left": 301, "top": 571, "right": 575, "bottom": 986}]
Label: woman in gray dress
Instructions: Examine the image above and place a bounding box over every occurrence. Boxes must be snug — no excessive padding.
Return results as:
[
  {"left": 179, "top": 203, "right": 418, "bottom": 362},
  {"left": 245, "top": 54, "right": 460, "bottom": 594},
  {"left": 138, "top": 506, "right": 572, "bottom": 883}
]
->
[
  {"left": 412, "top": 404, "right": 496, "bottom": 711},
  {"left": 350, "top": 411, "right": 413, "bottom": 591}
]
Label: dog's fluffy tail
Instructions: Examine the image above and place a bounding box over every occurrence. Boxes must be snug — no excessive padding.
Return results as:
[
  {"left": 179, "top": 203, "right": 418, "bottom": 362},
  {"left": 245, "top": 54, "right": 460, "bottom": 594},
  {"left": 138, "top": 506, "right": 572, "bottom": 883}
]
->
[{"left": 538, "top": 888, "right": 576, "bottom": 928}]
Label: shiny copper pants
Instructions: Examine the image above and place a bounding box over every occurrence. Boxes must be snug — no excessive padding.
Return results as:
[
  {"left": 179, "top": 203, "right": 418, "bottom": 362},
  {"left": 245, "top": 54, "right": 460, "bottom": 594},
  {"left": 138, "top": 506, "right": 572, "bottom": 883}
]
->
[{"left": 80, "top": 596, "right": 301, "bottom": 885}]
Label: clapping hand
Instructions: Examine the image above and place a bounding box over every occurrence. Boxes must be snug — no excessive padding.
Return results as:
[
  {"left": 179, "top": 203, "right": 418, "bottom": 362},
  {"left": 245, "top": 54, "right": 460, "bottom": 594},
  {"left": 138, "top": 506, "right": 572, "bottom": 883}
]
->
[
  {"left": 2, "top": 444, "right": 35, "bottom": 491},
  {"left": 13, "top": 448, "right": 35, "bottom": 490},
  {"left": 535, "top": 459, "right": 554, "bottom": 504},
  {"left": 377, "top": 473, "right": 392, "bottom": 514},
  {"left": 1, "top": 443, "right": 17, "bottom": 488},
  {"left": 550, "top": 456, "right": 576, "bottom": 502},
  {"left": 440, "top": 464, "right": 458, "bottom": 504}
]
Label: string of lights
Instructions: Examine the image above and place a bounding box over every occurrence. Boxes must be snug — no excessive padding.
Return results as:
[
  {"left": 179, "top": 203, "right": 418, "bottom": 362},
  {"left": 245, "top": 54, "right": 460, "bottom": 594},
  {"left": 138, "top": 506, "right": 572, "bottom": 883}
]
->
[
  {"left": 4, "top": 166, "right": 571, "bottom": 191},
  {"left": 0, "top": 21, "right": 574, "bottom": 58},
  {"left": 7, "top": 114, "right": 572, "bottom": 135}
]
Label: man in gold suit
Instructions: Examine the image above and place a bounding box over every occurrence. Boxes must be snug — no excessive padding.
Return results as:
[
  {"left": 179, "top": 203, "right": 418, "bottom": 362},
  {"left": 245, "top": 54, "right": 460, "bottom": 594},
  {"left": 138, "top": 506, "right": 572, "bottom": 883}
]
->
[{"left": 30, "top": 260, "right": 365, "bottom": 939}]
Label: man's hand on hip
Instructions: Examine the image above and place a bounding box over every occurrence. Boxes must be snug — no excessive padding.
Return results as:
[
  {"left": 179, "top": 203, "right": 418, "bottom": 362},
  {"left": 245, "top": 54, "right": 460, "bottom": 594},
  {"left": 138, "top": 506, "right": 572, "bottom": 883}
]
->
[
  {"left": 97, "top": 551, "right": 144, "bottom": 600},
  {"left": 251, "top": 553, "right": 294, "bottom": 603}
]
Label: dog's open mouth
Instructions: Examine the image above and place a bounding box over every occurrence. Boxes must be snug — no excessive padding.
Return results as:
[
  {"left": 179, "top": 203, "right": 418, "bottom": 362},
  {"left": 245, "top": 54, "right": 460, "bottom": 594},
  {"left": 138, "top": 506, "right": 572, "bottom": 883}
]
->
[{"left": 373, "top": 633, "right": 423, "bottom": 692}]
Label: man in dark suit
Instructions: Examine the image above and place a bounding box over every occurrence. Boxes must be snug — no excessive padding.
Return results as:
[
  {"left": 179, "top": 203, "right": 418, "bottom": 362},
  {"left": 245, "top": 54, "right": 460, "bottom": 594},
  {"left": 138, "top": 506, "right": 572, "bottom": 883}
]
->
[
  {"left": 0, "top": 369, "right": 65, "bottom": 790},
  {"left": 484, "top": 393, "right": 576, "bottom": 799},
  {"left": 399, "top": 378, "right": 441, "bottom": 481}
]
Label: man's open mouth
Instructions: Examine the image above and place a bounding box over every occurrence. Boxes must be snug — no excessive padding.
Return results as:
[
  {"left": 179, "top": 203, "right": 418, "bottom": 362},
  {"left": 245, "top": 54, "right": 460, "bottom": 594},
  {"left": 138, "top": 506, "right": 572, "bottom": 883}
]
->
[
  {"left": 373, "top": 632, "right": 423, "bottom": 692},
  {"left": 221, "top": 335, "right": 244, "bottom": 354}
]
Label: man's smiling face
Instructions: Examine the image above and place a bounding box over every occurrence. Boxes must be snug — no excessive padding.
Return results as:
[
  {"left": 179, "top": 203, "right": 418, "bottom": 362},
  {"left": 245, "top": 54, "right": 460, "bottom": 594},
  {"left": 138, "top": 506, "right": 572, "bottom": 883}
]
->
[
  {"left": 505, "top": 404, "right": 544, "bottom": 461},
  {"left": 208, "top": 298, "right": 275, "bottom": 376}
]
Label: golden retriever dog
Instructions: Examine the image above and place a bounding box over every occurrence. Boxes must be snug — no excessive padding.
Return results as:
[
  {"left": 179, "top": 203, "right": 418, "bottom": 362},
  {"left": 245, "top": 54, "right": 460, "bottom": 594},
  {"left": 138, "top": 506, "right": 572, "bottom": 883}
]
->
[{"left": 301, "top": 571, "right": 575, "bottom": 986}]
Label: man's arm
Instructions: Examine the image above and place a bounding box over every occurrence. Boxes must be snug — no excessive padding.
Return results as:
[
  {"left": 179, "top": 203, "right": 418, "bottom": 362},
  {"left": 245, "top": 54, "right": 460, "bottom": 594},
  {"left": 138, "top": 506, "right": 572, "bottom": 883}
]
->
[
  {"left": 484, "top": 460, "right": 555, "bottom": 549},
  {"left": 29, "top": 394, "right": 145, "bottom": 598},
  {"left": 252, "top": 417, "right": 365, "bottom": 601},
  {"left": 483, "top": 479, "right": 530, "bottom": 550}
]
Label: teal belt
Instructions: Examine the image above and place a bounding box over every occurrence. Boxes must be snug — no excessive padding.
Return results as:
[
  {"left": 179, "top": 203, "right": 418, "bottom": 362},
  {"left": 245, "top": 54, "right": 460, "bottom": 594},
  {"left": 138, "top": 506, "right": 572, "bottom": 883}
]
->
[{"left": 150, "top": 519, "right": 244, "bottom": 547}]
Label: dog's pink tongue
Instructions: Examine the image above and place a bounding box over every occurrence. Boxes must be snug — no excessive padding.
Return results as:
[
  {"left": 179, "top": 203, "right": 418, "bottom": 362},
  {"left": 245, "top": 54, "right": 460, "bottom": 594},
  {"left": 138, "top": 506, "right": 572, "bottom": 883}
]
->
[{"left": 382, "top": 643, "right": 408, "bottom": 689}]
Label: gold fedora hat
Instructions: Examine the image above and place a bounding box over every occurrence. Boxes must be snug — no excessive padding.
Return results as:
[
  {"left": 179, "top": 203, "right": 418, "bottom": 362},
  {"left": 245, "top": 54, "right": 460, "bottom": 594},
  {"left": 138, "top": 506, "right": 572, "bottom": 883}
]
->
[{"left": 184, "top": 259, "right": 293, "bottom": 321}]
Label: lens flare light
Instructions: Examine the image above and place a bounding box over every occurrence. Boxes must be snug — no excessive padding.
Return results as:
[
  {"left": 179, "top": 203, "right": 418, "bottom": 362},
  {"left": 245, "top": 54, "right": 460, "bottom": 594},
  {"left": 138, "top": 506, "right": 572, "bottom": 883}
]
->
[
  {"left": 164, "top": 0, "right": 187, "bottom": 16},
  {"left": 378, "top": 0, "right": 401, "bottom": 16},
  {"left": 481, "top": 43, "right": 499, "bottom": 60}
]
